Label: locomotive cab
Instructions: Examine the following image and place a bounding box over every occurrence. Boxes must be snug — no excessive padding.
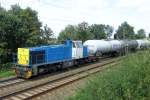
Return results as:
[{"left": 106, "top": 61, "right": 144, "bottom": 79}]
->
[{"left": 72, "top": 41, "right": 83, "bottom": 59}]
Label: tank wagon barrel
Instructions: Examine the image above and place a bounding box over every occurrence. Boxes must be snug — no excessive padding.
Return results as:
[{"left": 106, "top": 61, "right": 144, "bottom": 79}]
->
[
  {"left": 83, "top": 39, "right": 148, "bottom": 56},
  {"left": 136, "top": 39, "right": 150, "bottom": 49},
  {"left": 83, "top": 40, "right": 112, "bottom": 56}
]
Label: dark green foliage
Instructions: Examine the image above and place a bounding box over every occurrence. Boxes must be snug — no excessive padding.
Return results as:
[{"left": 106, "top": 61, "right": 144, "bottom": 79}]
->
[
  {"left": 40, "top": 24, "right": 54, "bottom": 44},
  {"left": 8, "top": 5, "right": 42, "bottom": 47},
  {"left": 88, "top": 24, "right": 106, "bottom": 39},
  {"left": 58, "top": 22, "right": 94, "bottom": 42},
  {"left": 58, "top": 22, "right": 114, "bottom": 41},
  {"left": 135, "top": 29, "right": 146, "bottom": 39},
  {"left": 0, "top": 5, "right": 53, "bottom": 64},
  {"left": 58, "top": 25, "right": 77, "bottom": 41},
  {"left": 0, "top": 63, "right": 13, "bottom": 72},
  {"left": 76, "top": 22, "right": 94, "bottom": 42},
  {"left": 115, "top": 21, "right": 135, "bottom": 39},
  {"left": 68, "top": 50, "right": 150, "bottom": 100},
  {"left": 105, "top": 25, "right": 114, "bottom": 39}
]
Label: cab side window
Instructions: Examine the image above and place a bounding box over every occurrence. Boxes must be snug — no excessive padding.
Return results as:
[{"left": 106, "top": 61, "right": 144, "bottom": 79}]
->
[
  {"left": 77, "top": 42, "right": 83, "bottom": 48},
  {"left": 73, "top": 41, "right": 83, "bottom": 48},
  {"left": 73, "top": 42, "right": 76, "bottom": 48}
]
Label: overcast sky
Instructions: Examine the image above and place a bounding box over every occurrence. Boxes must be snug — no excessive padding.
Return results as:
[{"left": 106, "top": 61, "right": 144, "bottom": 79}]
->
[{"left": 0, "top": 0, "right": 150, "bottom": 37}]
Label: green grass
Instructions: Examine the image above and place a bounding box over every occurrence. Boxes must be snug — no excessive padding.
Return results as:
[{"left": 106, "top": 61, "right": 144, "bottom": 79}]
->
[
  {"left": 0, "top": 70, "right": 15, "bottom": 78},
  {"left": 67, "top": 50, "right": 150, "bottom": 100},
  {"left": 0, "top": 63, "right": 15, "bottom": 78}
]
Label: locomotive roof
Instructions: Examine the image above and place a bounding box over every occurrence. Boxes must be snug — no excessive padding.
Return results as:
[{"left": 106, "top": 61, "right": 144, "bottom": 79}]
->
[{"left": 25, "top": 44, "right": 65, "bottom": 51}]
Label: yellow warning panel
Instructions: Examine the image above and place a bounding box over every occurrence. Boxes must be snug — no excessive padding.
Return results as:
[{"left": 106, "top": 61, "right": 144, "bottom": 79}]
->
[{"left": 18, "top": 48, "right": 29, "bottom": 65}]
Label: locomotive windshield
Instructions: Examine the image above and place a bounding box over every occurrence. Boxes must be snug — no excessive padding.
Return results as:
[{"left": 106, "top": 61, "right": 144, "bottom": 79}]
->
[
  {"left": 72, "top": 41, "right": 83, "bottom": 48},
  {"left": 77, "top": 42, "right": 83, "bottom": 48}
]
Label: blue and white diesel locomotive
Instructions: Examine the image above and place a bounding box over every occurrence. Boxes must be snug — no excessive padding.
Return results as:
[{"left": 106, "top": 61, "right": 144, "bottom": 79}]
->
[
  {"left": 13, "top": 39, "right": 150, "bottom": 78},
  {"left": 14, "top": 40, "right": 88, "bottom": 78}
]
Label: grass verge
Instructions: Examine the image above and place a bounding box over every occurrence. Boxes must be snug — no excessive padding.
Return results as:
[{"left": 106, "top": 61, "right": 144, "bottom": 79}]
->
[
  {"left": 0, "top": 63, "right": 15, "bottom": 78},
  {"left": 67, "top": 50, "right": 150, "bottom": 100},
  {"left": 0, "top": 70, "right": 15, "bottom": 79}
]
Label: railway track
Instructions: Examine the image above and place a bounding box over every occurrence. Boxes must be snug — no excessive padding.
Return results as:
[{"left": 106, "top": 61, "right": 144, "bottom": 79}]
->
[
  {"left": 0, "top": 57, "right": 120, "bottom": 100},
  {"left": 0, "top": 56, "right": 109, "bottom": 89},
  {"left": 0, "top": 77, "right": 25, "bottom": 88}
]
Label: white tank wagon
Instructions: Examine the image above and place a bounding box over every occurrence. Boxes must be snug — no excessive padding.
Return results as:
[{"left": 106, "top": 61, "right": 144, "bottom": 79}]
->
[
  {"left": 144, "top": 39, "right": 150, "bottom": 48},
  {"left": 109, "top": 40, "right": 123, "bottom": 53},
  {"left": 83, "top": 40, "right": 112, "bottom": 56},
  {"left": 129, "top": 40, "right": 138, "bottom": 51},
  {"left": 136, "top": 40, "right": 149, "bottom": 49},
  {"left": 122, "top": 40, "right": 138, "bottom": 51},
  {"left": 118, "top": 40, "right": 129, "bottom": 54}
]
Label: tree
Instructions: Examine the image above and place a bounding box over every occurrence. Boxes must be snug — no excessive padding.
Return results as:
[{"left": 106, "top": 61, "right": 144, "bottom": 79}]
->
[
  {"left": 0, "top": 5, "right": 50, "bottom": 63},
  {"left": 76, "top": 22, "right": 93, "bottom": 42},
  {"left": 40, "top": 24, "right": 54, "bottom": 43},
  {"left": 115, "top": 21, "right": 135, "bottom": 39},
  {"left": 58, "top": 22, "right": 113, "bottom": 42},
  {"left": 58, "top": 22, "right": 93, "bottom": 42},
  {"left": 58, "top": 25, "right": 77, "bottom": 41},
  {"left": 0, "top": 10, "right": 21, "bottom": 62},
  {"left": 8, "top": 5, "right": 42, "bottom": 47},
  {"left": 89, "top": 24, "right": 106, "bottom": 39},
  {"left": 105, "top": 25, "right": 114, "bottom": 39},
  {"left": 135, "top": 29, "right": 146, "bottom": 39}
]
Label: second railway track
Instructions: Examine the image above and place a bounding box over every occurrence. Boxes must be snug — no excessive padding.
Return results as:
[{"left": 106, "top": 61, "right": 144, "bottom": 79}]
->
[
  {"left": 0, "top": 57, "right": 120, "bottom": 100},
  {"left": 0, "top": 77, "right": 25, "bottom": 88}
]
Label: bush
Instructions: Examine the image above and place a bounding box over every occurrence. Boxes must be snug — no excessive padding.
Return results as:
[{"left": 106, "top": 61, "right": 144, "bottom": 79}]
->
[
  {"left": 68, "top": 50, "right": 150, "bottom": 100},
  {"left": 0, "top": 63, "right": 13, "bottom": 72}
]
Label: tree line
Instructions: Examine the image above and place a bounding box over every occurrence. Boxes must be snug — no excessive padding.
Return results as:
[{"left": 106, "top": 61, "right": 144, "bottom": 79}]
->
[
  {"left": 58, "top": 22, "right": 113, "bottom": 42},
  {"left": 58, "top": 21, "right": 146, "bottom": 41},
  {"left": 0, "top": 5, "right": 147, "bottom": 64}
]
